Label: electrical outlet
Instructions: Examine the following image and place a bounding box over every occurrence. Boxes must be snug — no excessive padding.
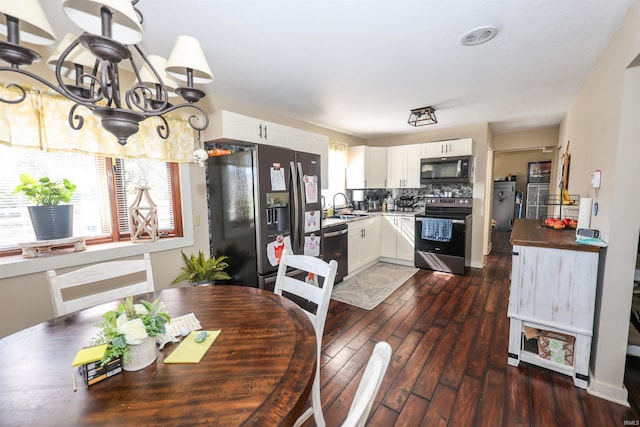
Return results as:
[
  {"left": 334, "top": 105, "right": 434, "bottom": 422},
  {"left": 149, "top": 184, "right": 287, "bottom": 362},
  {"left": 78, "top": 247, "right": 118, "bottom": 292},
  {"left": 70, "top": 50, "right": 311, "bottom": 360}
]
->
[{"left": 194, "top": 214, "right": 200, "bottom": 226}]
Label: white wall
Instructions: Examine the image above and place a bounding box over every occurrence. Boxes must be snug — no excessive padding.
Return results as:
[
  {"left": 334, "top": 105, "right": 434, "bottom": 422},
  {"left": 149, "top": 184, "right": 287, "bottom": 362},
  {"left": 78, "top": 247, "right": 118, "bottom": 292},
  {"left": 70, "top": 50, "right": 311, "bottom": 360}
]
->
[{"left": 558, "top": 0, "right": 640, "bottom": 404}]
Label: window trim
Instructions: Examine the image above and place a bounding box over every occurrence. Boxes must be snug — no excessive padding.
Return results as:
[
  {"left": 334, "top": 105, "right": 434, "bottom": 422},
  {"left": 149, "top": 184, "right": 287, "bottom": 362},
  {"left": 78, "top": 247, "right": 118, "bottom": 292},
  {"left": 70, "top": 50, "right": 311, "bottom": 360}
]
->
[{"left": 0, "top": 163, "right": 195, "bottom": 280}]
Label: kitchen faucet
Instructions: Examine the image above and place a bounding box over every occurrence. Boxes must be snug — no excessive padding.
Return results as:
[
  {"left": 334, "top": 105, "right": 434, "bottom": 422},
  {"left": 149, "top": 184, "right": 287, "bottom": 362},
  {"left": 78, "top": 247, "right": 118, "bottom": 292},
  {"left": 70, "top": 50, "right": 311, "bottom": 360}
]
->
[{"left": 332, "top": 192, "right": 351, "bottom": 213}]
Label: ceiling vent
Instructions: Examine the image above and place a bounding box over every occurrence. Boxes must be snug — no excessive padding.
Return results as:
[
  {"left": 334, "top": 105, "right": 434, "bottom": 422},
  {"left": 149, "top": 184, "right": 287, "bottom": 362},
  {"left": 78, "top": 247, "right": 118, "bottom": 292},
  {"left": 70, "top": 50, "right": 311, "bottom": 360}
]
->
[{"left": 461, "top": 26, "right": 498, "bottom": 46}]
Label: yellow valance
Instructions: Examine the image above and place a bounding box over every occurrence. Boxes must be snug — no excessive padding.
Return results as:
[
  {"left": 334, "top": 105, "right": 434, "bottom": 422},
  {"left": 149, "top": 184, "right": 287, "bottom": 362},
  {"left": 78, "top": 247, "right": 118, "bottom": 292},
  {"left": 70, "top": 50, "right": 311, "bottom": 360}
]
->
[{"left": 0, "top": 85, "right": 196, "bottom": 162}]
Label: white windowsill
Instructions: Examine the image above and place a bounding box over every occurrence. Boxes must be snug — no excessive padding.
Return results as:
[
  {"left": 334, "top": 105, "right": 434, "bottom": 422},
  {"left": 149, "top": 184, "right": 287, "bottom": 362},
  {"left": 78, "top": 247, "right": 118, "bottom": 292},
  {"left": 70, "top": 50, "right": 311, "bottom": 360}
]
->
[
  {"left": 0, "top": 235, "right": 194, "bottom": 280},
  {"left": 0, "top": 163, "right": 196, "bottom": 280}
]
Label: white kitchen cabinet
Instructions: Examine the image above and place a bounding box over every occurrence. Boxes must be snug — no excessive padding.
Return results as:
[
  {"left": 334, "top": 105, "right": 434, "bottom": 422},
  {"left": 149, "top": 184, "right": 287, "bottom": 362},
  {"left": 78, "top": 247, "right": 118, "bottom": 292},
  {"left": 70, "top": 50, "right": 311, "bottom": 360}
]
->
[
  {"left": 288, "top": 127, "right": 312, "bottom": 152},
  {"left": 220, "top": 111, "right": 329, "bottom": 188},
  {"left": 346, "top": 146, "right": 387, "bottom": 189},
  {"left": 386, "top": 144, "right": 421, "bottom": 188},
  {"left": 310, "top": 133, "right": 329, "bottom": 189},
  {"left": 421, "top": 138, "right": 474, "bottom": 158},
  {"left": 380, "top": 215, "right": 415, "bottom": 263},
  {"left": 507, "top": 220, "right": 602, "bottom": 389},
  {"left": 347, "top": 216, "right": 381, "bottom": 274},
  {"left": 221, "top": 110, "right": 288, "bottom": 147}
]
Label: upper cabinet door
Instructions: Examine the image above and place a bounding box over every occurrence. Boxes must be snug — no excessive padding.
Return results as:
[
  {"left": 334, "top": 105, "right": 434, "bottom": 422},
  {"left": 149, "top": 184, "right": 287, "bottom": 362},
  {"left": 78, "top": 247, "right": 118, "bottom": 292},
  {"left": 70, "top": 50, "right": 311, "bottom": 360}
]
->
[
  {"left": 405, "top": 144, "right": 421, "bottom": 188},
  {"left": 288, "top": 128, "right": 312, "bottom": 152},
  {"left": 421, "top": 138, "right": 475, "bottom": 158},
  {"left": 260, "top": 121, "right": 289, "bottom": 148},
  {"left": 310, "top": 133, "right": 329, "bottom": 189},
  {"left": 347, "top": 146, "right": 387, "bottom": 189},
  {"left": 220, "top": 111, "right": 288, "bottom": 147},
  {"left": 387, "top": 144, "right": 420, "bottom": 188},
  {"left": 386, "top": 146, "right": 405, "bottom": 188},
  {"left": 366, "top": 147, "right": 387, "bottom": 188},
  {"left": 221, "top": 110, "right": 261, "bottom": 143}
]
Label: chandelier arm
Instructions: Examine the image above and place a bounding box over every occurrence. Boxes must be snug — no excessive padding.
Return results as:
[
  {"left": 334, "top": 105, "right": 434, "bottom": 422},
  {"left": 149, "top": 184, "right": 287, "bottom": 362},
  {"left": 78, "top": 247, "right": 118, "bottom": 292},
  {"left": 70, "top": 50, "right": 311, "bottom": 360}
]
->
[
  {"left": 0, "top": 83, "right": 27, "bottom": 104},
  {"left": 144, "top": 102, "right": 210, "bottom": 132},
  {"left": 0, "top": 66, "right": 97, "bottom": 109},
  {"left": 154, "top": 115, "right": 170, "bottom": 140},
  {"left": 54, "top": 35, "right": 105, "bottom": 106},
  {"left": 130, "top": 44, "right": 169, "bottom": 112},
  {"left": 68, "top": 103, "right": 86, "bottom": 130}
]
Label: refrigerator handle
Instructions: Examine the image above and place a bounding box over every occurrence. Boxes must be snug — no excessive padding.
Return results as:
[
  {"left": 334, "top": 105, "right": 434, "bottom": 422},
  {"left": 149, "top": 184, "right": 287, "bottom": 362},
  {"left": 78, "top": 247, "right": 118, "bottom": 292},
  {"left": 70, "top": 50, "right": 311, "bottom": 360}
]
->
[
  {"left": 290, "top": 161, "right": 301, "bottom": 253},
  {"left": 297, "top": 162, "right": 307, "bottom": 254}
]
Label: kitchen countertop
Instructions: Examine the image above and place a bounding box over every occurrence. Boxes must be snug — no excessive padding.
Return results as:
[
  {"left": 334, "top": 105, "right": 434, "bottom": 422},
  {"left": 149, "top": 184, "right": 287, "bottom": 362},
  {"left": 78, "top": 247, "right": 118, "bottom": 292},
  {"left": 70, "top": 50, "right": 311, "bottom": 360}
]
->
[
  {"left": 510, "top": 219, "right": 601, "bottom": 253},
  {"left": 322, "top": 210, "right": 419, "bottom": 228}
]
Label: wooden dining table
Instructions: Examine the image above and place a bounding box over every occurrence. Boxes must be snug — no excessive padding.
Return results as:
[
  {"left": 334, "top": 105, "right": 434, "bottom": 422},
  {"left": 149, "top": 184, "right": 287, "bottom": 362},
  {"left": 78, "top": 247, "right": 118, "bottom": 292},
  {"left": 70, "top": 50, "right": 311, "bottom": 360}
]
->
[{"left": 0, "top": 286, "right": 317, "bottom": 426}]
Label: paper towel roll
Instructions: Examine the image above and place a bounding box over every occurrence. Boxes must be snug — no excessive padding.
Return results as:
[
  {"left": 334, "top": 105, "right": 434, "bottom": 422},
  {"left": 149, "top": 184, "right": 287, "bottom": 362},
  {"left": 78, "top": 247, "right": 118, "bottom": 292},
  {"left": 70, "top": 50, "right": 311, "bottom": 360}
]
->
[{"left": 577, "top": 197, "right": 592, "bottom": 229}]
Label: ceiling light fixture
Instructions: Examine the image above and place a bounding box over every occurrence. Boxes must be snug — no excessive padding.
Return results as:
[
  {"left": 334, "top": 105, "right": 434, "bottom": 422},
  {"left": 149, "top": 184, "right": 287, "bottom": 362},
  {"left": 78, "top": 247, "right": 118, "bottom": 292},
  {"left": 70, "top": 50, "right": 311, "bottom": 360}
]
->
[
  {"left": 408, "top": 106, "right": 437, "bottom": 127},
  {"left": 0, "top": 0, "right": 212, "bottom": 145},
  {"left": 460, "top": 26, "right": 498, "bottom": 46}
]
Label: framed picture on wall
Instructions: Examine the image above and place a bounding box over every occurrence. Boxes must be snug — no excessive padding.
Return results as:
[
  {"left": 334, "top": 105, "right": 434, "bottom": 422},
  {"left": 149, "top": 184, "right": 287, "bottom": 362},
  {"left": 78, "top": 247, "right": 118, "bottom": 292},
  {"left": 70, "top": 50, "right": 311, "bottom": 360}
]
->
[{"left": 527, "top": 161, "right": 551, "bottom": 183}]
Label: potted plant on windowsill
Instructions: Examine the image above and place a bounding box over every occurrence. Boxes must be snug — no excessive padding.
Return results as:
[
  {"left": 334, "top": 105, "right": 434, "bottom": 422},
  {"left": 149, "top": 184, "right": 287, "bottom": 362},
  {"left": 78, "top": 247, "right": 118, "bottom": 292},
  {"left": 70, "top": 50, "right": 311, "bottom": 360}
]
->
[
  {"left": 13, "top": 174, "right": 77, "bottom": 241},
  {"left": 171, "top": 250, "right": 231, "bottom": 286}
]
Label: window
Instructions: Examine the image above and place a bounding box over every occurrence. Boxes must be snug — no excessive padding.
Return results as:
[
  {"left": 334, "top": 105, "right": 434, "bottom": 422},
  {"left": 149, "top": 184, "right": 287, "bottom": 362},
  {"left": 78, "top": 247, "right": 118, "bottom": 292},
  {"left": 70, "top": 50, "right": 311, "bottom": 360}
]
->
[
  {"left": 0, "top": 144, "right": 182, "bottom": 254},
  {"left": 321, "top": 140, "right": 348, "bottom": 204}
]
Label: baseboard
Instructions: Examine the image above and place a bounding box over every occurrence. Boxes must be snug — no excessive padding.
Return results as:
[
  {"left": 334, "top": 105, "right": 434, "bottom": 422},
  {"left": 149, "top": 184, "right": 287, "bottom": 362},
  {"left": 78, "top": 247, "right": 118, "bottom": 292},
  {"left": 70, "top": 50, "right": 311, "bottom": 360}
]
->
[
  {"left": 379, "top": 257, "right": 415, "bottom": 267},
  {"left": 587, "top": 370, "right": 630, "bottom": 407},
  {"left": 470, "top": 260, "right": 484, "bottom": 269}
]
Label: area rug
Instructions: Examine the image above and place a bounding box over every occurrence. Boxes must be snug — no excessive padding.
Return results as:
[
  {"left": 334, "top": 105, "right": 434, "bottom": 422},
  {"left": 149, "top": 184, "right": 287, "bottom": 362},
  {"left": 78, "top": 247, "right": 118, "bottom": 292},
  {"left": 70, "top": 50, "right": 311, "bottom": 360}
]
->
[{"left": 331, "top": 262, "right": 418, "bottom": 310}]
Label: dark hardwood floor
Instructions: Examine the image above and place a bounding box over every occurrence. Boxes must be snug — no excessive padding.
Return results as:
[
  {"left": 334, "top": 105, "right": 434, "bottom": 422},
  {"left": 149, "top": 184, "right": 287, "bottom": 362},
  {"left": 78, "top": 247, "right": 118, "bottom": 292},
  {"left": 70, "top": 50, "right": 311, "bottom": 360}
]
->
[{"left": 303, "top": 230, "right": 640, "bottom": 426}]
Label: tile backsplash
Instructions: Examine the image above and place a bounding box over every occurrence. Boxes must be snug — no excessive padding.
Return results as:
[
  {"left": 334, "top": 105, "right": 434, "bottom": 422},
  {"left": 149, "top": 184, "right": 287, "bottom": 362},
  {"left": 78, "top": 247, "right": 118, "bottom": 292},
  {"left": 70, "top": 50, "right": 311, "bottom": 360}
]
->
[{"left": 348, "top": 183, "right": 473, "bottom": 209}]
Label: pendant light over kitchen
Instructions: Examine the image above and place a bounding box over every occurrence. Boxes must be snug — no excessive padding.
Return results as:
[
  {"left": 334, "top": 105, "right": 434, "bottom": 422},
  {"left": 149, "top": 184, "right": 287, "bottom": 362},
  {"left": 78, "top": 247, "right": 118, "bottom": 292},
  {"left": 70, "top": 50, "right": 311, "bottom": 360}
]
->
[{"left": 408, "top": 106, "right": 437, "bottom": 127}]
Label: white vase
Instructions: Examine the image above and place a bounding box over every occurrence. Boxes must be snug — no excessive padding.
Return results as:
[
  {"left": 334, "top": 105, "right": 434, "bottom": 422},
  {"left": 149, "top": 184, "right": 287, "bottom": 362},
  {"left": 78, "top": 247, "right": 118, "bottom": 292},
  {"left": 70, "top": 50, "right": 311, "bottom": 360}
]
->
[{"left": 123, "top": 337, "right": 157, "bottom": 371}]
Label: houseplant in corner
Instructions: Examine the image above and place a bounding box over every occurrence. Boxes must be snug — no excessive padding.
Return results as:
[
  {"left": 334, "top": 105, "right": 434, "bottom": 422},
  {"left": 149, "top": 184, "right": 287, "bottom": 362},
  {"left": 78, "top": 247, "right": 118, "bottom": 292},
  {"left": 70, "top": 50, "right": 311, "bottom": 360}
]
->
[
  {"left": 13, "top": 174, "right": 76, "bottom": 240},
  {"left": 171, "top": 250, "right": 231, "bottom": 286}
]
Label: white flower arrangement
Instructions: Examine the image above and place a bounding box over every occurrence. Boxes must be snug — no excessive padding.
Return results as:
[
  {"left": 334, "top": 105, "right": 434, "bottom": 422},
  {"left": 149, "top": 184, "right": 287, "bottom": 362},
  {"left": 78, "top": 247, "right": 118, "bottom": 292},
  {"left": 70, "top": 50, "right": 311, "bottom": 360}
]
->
[{"left": 92, "top": 296, "right": 170, "bottom": 364}]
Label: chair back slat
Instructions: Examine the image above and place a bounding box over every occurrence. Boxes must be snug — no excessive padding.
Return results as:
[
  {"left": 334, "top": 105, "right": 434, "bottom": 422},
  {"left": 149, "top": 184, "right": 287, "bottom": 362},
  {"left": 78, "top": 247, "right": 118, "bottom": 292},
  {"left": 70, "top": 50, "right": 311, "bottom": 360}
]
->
[{"left": 47, "top": 253, "right": 155, "bottom": 316}]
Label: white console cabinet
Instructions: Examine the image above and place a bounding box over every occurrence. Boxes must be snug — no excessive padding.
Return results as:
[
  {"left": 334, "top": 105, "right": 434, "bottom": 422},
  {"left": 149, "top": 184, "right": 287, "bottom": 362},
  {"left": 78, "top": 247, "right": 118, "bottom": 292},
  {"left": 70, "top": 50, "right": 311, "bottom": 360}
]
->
[{"left": 508, "top": 220, "right": 602, "bottom": 389}]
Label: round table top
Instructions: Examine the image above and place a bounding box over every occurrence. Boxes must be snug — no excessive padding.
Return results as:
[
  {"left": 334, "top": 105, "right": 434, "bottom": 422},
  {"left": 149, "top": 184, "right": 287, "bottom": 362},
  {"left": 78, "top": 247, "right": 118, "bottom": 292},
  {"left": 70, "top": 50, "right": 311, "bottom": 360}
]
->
[{"left": 0, "top": 286, "right": 317, "bottom": 426}]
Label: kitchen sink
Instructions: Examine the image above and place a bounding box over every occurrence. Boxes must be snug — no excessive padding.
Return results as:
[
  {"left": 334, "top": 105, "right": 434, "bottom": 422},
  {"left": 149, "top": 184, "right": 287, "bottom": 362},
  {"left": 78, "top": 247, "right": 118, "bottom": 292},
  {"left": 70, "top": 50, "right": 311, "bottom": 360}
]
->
[{"left": 329, "top": 213, "right": 370, "bottom": 220}]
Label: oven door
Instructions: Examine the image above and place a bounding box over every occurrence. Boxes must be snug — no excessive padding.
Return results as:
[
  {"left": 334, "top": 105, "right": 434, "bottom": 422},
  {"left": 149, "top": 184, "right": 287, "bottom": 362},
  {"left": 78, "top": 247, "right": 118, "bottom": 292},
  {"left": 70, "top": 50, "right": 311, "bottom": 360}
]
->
[{"left": 414, "top": 216, "right": 467, "bottom": 257}]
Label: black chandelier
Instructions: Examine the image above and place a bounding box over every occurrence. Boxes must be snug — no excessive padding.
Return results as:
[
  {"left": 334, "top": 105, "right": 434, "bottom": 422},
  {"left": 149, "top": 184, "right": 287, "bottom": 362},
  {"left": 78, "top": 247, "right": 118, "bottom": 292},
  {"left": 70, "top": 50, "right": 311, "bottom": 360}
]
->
[
  {"left": 408, "top": 106, "right": 438, "bottom": 127},
  {"left": 0, "top": 0, "right": 212, "bottom": 145}
]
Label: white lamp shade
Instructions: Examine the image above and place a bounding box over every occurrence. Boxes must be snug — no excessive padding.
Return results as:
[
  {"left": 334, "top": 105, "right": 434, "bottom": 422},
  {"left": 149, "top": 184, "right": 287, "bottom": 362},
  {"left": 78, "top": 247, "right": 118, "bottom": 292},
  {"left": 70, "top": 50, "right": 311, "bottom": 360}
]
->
[
  {"left": 139, "top": 54, "right": 178, "bottom": 96},
  {"left": 166, "top": 35, "right": 213, "bottom": 84},
  {"left": 47, "top": 33, "right": 97, "bottom": 80},
  {"left": 62, "top": 0, "right": 143, "bottom": 45},
  {"left": 0, "top": 0, "right": 56, "bottom": 45}
]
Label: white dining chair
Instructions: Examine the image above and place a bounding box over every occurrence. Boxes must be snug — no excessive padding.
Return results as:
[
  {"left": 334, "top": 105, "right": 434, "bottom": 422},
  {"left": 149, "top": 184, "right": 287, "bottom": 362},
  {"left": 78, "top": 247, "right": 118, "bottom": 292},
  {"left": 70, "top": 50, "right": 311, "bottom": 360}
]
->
[
  {"left": 341, "top": 341, "right": 392, "bottom": 427},
  {"left": 47, "top": 253, "right": 155, "bottom": 316},
  {"left": 273, "top": 249, "right": 338, "bottom": 427}
]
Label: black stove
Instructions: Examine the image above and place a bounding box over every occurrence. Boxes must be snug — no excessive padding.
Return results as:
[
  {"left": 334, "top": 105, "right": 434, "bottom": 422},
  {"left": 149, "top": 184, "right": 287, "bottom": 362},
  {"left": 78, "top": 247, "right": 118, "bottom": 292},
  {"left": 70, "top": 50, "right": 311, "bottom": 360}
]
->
[
  {"left": 415, "top": 197, "right": 473, "bottom": 275},
  {"left": 420, "top": 197, "right": 473, "bottom": 219}
]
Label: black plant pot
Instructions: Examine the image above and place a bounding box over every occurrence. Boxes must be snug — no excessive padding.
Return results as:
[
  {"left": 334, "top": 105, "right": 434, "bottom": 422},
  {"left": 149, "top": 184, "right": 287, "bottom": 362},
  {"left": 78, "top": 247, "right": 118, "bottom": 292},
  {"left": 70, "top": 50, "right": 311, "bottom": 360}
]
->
[{"left": 27, "top": 205, "right": 74, "bottom": 240}]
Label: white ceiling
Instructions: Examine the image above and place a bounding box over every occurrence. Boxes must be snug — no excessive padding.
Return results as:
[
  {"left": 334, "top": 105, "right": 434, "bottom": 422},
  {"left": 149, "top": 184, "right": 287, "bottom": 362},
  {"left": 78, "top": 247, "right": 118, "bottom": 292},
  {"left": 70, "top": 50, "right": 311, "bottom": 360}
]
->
[{"left": 39, "top": 0, "right": 636, "bottom": 139}]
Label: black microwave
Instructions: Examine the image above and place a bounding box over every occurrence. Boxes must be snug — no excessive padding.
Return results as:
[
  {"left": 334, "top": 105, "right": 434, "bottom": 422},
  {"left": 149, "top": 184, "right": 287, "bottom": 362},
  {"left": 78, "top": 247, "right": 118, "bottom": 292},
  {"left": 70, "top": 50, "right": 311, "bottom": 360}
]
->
[{"left": 420, "top": 156, "right": 473, "bottom": 184}]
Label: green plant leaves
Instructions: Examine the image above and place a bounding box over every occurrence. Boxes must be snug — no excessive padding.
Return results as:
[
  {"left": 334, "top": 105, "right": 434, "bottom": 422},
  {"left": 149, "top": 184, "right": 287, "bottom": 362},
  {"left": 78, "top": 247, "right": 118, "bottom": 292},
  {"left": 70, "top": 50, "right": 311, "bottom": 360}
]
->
[
  {"left": 12, "top": 173, "right": 76, "bottom": 205},
  {"left": 171, "top": 250, "right": 231, "bottom": 285}
]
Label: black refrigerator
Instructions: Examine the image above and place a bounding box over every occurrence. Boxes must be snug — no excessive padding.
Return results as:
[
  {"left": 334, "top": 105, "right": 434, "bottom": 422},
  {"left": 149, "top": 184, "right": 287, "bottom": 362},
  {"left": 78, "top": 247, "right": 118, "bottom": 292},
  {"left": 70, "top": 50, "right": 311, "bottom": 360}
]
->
[{"left": 206, "top": 142, "right": 322, "bottom": 291}]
